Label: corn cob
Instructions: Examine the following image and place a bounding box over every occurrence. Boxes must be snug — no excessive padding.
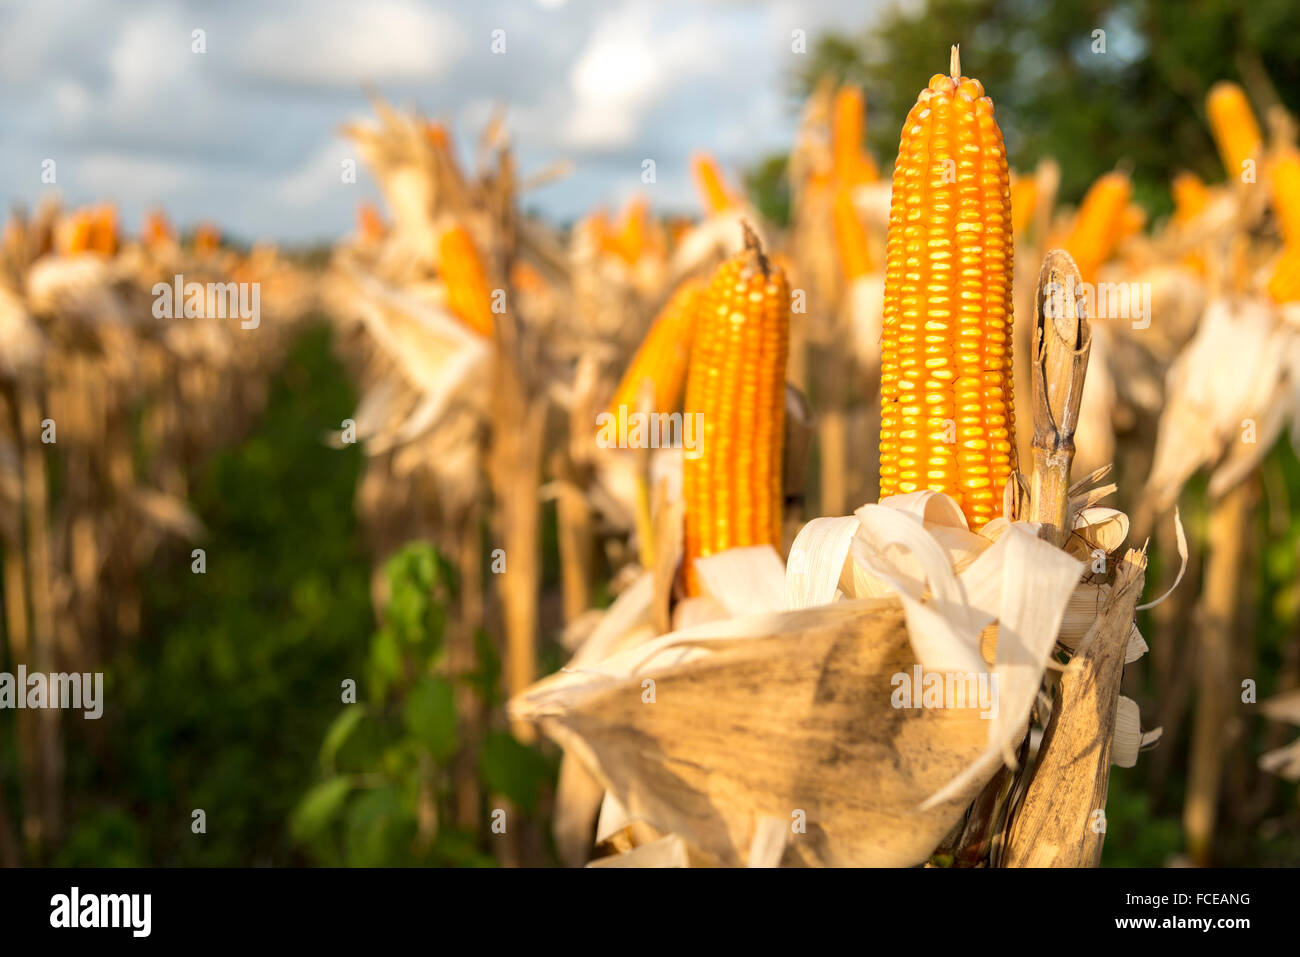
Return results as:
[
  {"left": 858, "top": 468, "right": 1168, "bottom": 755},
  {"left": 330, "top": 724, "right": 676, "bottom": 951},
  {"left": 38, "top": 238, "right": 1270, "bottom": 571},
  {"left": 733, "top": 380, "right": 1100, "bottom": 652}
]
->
[
  {"left": 608, "top": 279, "right": 703, "bottom": 419},
  {"left": 87, "top": 205, "right": 118, "bottom": 256},
  {"left": 57, "top": 211, "right": 93, "bottom": 255},
  {"left": 1171, "top": 171, "right": 1209, "bottom": 224},
  {"left": 1062, "top": 171, "right": 1131, "bottom": 283},
  {"left": 437, "top": 223, "right": 495, "bottom": 337},
  {"left": 832, "top": 86, "right": 879, "bottom": 186},
  {"left": 194, "top": 223, "right": 221, "bottom": 257},
  {"left": 605, "top": 197, "right": 650, "bottom": 265},
  {"left": 357, "top": 201, "right": 387, "bottom": 244},
  {"left": 142, "top": 209, "right": 174, "bottom": 247},
  {"left": 832, "top": 186, "right": 873, "bottom": 280},
  {"left": 1009, "top": 172, "right": 1036, "bottom": 237},
  {"left": 878, "top": 50, "right": 1016, "bottom": 531},
  {"left": 1268, "top": 245, "right": 1300, "bottom": 303},
  {"left": 691, "top": 153, "right": 736, "bottom": 215},
  {"left": 1270, "top": 147, "right": 1300, "bottom": 246},
  {"left": 1206, "top": 81, "right": 1261, "bottom": 181},
  {"left": 682, "top": 224, "right": 789, "bottom": 594},
  {"left": 1171, "top": 171, "right": 1210, "bottom": 273},
  {"left": 1117, "top": 203, "right": 1147, "bottom": 242}
]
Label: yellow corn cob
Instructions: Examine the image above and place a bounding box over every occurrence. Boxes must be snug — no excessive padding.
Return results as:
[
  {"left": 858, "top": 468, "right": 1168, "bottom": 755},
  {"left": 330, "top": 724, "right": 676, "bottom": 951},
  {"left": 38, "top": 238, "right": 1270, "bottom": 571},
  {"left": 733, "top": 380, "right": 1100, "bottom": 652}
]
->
[
  {"left": 832, "top": 186, "right": 873, "bottom": 280},
  {"left": 1009, "top": 172, "right": 1036, "bottom": 237},
  {"left": 194, "top": 222, "right": 221, "bottom": 257},
  {"left": 87, "top": 205, "right": 118, "bottom": 256},
  {"left": 142, "top": 209, "right": 174, "bottom": 247},
  {"left": 832, "top": 86, "right": 879, "bottom": 187},
  {"left": 1271, "top": 147, "right": 1300, "bottom": 246},
  {"left": 1063, "top": 171, "right": 1131, "bottom": 283},
  {"left": 682, "top": 224, "right": 790, "bottom": 594},
  {"left": 357, "top": 201, "right": 387, "bottom": 244},
  {"left": 57, "top": 211, "right": 93, "bottom": 255},
  {"left": 1117, "top": 203, "right": 1147, "bottom": 242},
  {"left": 438, "top": 224, "right": 495, "bottom": 337},
  {"left": 605, "top": 196, "right": 650, "bottom": 265},
  {"left": 1171, "top": 171, "right": 1209, "bottom": 273},
  {"left": 608, "top": 279, "right": 703, "bottom": 420},
  {"left": 691, "top": 153, "right": 736, "bottom": 215},
  {"left": 879, "top": 51, "right": 1016, "bottom": 531},
  {"left": 1268, "top": 245, "right": 1300, "bottom": 303},
  {"left": 1171, "top": 171, "right": 1209, "bottom": 224},
  {"left": 1206, "top": 81, "right": 1262, "bottom": 182}
]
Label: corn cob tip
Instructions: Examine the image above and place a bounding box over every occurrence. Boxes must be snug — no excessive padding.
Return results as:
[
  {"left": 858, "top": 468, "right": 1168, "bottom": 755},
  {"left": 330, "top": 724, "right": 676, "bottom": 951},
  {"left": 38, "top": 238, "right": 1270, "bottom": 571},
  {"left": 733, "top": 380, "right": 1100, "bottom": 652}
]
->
[
  {"left": 950, "top": 44, "right": 960, "bottom": 80},
  {"left": 739, "top": 220, "right": 772, "bottom": 277}
]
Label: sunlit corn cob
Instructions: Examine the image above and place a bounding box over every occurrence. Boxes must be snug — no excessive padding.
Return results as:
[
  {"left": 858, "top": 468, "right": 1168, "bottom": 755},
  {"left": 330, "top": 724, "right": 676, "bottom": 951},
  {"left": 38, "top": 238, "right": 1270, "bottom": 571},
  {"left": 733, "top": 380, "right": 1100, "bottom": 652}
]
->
[
  {"left": 1063, "top": 171, "right": 1132, "bottom": 283},
  {"left": 437, "top": 224, "right": 495, "bottom": 337},
  {"left": 1206, "top": 81, "right": 1262, "bottom": 182},
  {"left": 1268, "top": 245, "right": 1300, "bottom": 303},
  {"left": 691, "top": 153, "right": 737, "bottom": 215},
  {"left": 194, "top": 223, "right": 221, "bottom": 257},
  {"left": 832, "top": 86, "right": 879, "bottom": 187},
  {"left": 142, "top": 209, "right": 174, "bottom": 247},
  {"left": 357, "top": 201, "right": 387, "bottom": 244},
  {"left": 1270, "top": 147, "right": 1300, "bottom": 246},
  {"left": 1171, "top": 171, "right": 1209, "bottom": 273},
  {"left": 832, "top": 186, "right": 873, "bottom": 280},
  {"left": 608, "top": 279, "right": 703, "bottom": 419},
  {"left": 87, "top": 205, "right": 118, "bottom": 256},
  {"left": 1117, "top": 203, "right": 1147, "bottom": 242},
  {"left": 1009, "top": 172, "right": 1036, "bottom": 237},
  {"left": 604, "top": 197, "right": 650, "bottom": 265},
  {"left": 1171, "top": 171, "right": 1209, "bottom": 224},
  {"left": 878, "top": 52, "right": 1016, "bottom": 531},
  {"left": 682, "top": 224, "right": 790, "bottom": 594}
]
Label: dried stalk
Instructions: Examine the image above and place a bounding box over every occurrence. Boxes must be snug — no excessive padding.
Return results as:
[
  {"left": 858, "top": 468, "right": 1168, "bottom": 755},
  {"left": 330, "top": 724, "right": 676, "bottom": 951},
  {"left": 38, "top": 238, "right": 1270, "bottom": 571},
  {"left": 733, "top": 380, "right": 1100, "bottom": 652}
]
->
[
  {"left": 1184, "top": 478, "right": 1252, "bottom": 865},
  {"left": 1028, "top": 250, "right": 1092, "bottom": 544},
  {"left": 489, "top": 338, "right": 544, "bottom": 744},
  {"left": 1002, "top": 547, "right": 1147, "bottom": 866},
  {"left": 17, "top": 381, "right": 62, "bottom": 849}
]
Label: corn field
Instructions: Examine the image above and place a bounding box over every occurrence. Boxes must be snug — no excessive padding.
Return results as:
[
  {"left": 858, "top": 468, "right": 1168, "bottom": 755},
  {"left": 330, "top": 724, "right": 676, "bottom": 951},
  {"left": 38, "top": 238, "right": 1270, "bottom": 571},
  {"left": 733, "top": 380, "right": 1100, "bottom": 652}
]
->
[{"left": 1, "top": 1, "right": 1298, "bottom": 880}]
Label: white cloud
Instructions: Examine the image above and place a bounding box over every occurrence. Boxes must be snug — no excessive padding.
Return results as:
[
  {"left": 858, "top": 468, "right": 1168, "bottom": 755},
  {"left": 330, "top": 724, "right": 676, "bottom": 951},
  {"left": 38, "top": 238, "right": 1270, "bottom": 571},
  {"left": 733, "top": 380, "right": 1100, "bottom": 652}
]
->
[
  {"left": 237, "top": 0, "right": 468, "bottom": 89},
  {"left": 77, "top": 152, "right": 193, "bottom": 199},
  {"left": 277, "top": 138, "right": 355, "bottom": 208},
  {"left": 564, "top": 3, "right": 719, "bottom": 150}
]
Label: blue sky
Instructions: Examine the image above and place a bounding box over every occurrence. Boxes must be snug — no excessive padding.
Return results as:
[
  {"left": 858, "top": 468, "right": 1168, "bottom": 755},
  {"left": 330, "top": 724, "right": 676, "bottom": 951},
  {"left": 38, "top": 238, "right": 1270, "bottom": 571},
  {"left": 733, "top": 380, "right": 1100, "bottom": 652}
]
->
[{"left": 0, "top": 0, "right": 884, "bottom": 244}]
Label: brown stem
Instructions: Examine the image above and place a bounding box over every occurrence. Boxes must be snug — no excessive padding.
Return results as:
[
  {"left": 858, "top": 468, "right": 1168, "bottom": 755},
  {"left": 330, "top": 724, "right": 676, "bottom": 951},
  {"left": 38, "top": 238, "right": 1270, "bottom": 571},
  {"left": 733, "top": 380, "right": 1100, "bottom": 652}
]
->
[{"left": 1183, "top": 478, "right": 1252, "bottom": 866}]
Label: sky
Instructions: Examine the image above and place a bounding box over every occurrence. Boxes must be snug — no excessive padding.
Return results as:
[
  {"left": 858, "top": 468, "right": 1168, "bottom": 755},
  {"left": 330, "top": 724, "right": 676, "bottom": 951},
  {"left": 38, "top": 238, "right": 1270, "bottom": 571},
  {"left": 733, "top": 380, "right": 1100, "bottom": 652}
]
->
[{"left": 0, "top": 0, "right": 886, "bottom": 244}]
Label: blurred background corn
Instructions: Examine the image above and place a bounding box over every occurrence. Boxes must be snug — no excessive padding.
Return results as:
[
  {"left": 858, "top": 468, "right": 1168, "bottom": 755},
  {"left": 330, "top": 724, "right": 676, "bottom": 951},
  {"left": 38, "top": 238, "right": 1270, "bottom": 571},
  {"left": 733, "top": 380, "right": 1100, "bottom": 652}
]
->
[
  {"left": 832, "top": 85, "right": 879, "bottom": 186},
  {"left": 1063, "top": 170, "right": 1132, "bottom": 283},
  {"left": 1207, "top": 81, "right": 1262, "bottom": 181},
  {"left": 437, "top": 223, "right": 496, "bottom": 337},
  {"left": 1271, "top": 146, "right": 1300, "bottom": 246},
  {"left": 832, "top": 186, "right": 873, "bottom": 280},
  {"left": 607, "top": 278, "right": 703, "bottom": 417},
  {"left": 691, "top": 153, "right": 738, "bottom": 215},
  {"left": 682, "top": 225, "right": 790, "bottom": 593},
  {"left": 878, "top": 54, "right": 1016, "bottom": 531}
]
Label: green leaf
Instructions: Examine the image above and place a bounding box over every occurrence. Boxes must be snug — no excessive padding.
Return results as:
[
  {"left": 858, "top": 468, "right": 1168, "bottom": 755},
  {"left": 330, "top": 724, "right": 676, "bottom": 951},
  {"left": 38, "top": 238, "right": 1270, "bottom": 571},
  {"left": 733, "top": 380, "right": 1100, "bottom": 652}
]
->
[
  {"left": 320, "top": 706, "right": 365, "bottom": 772},
  {"left": 403, "top": 676, "right": 457, "bottom": 762},
  {"left": 290, "top": 777, "right": 352, "bottom": 842},
  {"left": 344, "top": 786, "right": 415, "bottom": 867},
  {"left": 480, "top": 731, "right": 553, "bottom": 813}
]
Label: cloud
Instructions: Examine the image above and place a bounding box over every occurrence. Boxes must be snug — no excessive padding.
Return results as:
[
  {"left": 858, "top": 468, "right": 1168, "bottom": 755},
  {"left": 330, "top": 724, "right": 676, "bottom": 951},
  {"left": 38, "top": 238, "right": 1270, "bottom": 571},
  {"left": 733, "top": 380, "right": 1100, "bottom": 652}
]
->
[
  {"left": 564, "top": 3, "right": 719, "bottom": 150},
  {"left": 0, "top": 0, "right": 882, "bottom": 237},
  {"left": 236, "top": 0, "right": 469, "bottom": 89}
]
